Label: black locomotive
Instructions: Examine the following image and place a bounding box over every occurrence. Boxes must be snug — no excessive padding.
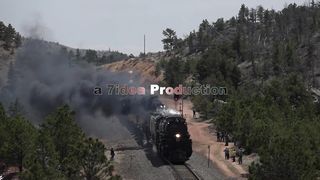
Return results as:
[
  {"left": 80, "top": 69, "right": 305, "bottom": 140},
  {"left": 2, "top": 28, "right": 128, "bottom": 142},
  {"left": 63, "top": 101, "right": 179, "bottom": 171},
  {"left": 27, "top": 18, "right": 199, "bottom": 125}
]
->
[{"left": 149, "top": 106, "right": 192, "bottom": 163}]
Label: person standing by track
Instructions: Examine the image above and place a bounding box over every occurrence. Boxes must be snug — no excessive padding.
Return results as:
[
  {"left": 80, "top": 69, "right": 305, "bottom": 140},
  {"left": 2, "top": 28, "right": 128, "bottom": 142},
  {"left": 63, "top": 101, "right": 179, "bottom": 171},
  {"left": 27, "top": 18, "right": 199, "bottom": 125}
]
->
[{"left": 110, "top": 148, "right": 115, "bottom": 161}]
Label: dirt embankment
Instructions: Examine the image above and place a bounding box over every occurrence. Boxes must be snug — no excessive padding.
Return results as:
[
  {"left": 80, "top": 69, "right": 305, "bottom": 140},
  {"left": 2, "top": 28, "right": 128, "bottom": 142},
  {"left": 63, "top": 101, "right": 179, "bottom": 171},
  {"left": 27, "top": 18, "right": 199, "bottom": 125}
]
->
[{"left": 101, "top": 58, "right": 163, "bottom": 85}]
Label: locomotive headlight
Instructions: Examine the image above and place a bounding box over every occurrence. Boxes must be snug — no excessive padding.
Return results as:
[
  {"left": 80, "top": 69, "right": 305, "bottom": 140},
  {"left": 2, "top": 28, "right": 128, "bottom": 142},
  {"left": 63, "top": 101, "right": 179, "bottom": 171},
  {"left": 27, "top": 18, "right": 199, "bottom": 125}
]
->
[{"left": 175, "top": 133, "right": 181, "bottom": 138}]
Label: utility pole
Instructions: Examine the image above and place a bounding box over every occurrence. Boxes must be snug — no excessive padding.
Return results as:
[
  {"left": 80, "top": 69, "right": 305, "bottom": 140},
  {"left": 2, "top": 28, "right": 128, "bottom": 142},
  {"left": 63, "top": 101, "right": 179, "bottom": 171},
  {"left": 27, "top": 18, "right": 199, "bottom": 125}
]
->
[
  {"left": 144, "top": 34, "right": 146, "bottom": 56},
  {"left": 180, "top": 97, "right": 184, "bottom": 118},
  {"left": 208, "top": 145, "right": 211, "bottom": 168}
]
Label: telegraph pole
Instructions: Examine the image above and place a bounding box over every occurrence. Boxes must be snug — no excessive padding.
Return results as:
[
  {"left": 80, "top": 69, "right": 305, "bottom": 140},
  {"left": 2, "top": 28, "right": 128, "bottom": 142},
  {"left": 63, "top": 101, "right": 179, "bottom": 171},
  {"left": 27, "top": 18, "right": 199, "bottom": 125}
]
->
[
  {"left": 181, "top": 97, "right": 184, "bottom": 118},
  {"left": 144, "top": 34, "right": 146, "bottom": 56},
  {"left": 208, "top": 145, "right": 211, "bottom": 168}
]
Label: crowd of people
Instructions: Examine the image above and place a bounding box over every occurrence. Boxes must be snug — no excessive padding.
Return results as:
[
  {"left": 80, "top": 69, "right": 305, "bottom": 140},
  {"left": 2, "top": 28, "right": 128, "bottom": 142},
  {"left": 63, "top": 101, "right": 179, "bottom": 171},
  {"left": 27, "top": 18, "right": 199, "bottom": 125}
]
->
[
  {"left": 223, "top": 147, "right": 243, "bottom": 165},
  {"left": 217, "top": 131, "right": 243, "bottom": 165}
]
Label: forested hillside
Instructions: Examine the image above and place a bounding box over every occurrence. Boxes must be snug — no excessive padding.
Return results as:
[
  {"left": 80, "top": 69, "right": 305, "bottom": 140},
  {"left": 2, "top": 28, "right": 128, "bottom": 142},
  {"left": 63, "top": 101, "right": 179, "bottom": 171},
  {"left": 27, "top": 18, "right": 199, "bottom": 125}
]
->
[
  {"left": 159, "top": 2, "right": 320, "bottom": 179},
  {"left": 24, "top": 40, "right": 128, "bottom": 66},
  {"left": 161, "top": 2, "right": 320, "bottom": 89},
  {"left": 69, "top": 48, "right": 128, "bottom": 66},
  {"left": 0, "top": 23, "right": 123, "bottom": 179}
]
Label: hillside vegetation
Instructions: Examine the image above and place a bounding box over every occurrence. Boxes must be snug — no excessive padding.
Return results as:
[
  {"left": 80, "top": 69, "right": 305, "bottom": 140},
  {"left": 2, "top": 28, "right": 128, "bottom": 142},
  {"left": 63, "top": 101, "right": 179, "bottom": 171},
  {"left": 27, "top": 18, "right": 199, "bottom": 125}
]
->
[
  {"left": 24, "top": 40, "right": 128, "bottom": 66},
  {"left": 69, "top": 48, "right": 128, "bottom": 66},
  {"left": 158, "top": 2, "right": 320, "bottom": 179},
  {"left": 0, "top": 21, "right": 21, "bottom": 51},
  {"left": 0, "top": 104, "right": 120, "bottom": 179},
  {"left": 0, "top": 24, "right": 123, "bottom": 180}
]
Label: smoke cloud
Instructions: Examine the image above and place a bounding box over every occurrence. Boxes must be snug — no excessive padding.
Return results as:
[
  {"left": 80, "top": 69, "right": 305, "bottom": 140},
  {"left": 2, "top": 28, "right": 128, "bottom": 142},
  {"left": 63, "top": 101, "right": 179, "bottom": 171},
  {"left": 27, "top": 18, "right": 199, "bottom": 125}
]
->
[
  {"left": 22, "top": 14, "right": 54, "bottom": 41},
  {"left": 0, "top": 39, "right": 158, "bottom": 136}
]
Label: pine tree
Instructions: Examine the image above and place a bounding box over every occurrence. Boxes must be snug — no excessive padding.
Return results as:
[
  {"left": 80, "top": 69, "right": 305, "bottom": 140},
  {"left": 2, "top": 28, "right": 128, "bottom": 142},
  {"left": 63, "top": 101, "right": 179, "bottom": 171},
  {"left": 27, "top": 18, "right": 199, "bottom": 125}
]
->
[
  {"left": 2, "top": 116, "right": 37, "bottom": 172},
  {"left": 0, "top": 103, "right": 8, "bottom": 165},
  {"left": 198, "top": 19, "right": 211, "bottom": 51},
  {"left": 15, "top": 32, "right": 22, "bottom": 47},
  {"left": 215, "top": 18, "right": 225, "bottom": 31},
  {"left": 257, "top": 6, "right": 264, "bottom": 23},
  {"left": 80, "top": 138, "right": 113, "bottom": 180},
  {"left": 164, "top": 58, "right": 184, "bottom": 86},
  {"left": 21, "top": 129, "right": 64, "bottom": 180},
  {"left": 42, "top": 105, "right": 85, "bottom": 179},
  {"left": 3, "top": 24, "right": 15, "bottom": 50},
  {"left": 100, "top": 55, "right": 108, "bottom": 65},
  {"left": 238, "top": 4, "right": 249, "bottom": 24},
  {"left": 187, "top": 31, "right": 196, "bottom": 53},
  {"left": 84, "top": 50, "right": 98, "bottom": 64},
  {"left": 162, "top": 28, "right": 178, "bottom": 51},
  {"left": 249, "top": 8, "right": 257, "bottom": 23},
  {"left": 76, "top": 48, "right": 81, "bottom": 60},
  {"left": 0, "top": 21, "right": 6, "bottom": 40}
]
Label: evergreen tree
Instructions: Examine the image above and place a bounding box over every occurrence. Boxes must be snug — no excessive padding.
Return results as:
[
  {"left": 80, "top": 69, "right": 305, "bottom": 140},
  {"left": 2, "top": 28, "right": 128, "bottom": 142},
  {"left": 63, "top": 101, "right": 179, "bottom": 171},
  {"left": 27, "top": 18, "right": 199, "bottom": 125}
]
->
[
  {"left": 15, "top": 32, "right": 22, "bottom": 47},
  {"left": 164, "top": 58, "right": 184, "bottom": 86},
  {"left": 3, "top": 24, "right": 15, "bottom": 50},
  {"left": 249, "top": 8, "right": 257, "bottom": 23},
  {"left": 80, "top": 138, "right": 113, "bottom": 180},
  {"left": 22, "top": 129, "right": 64, "bottom": 180},
  {"left": 0, "top": 103, "right": 8, "bottom": 164},
  {"left": 84, "top": 50, "right": 98, "bottom": 64},
  {"left": 76, "top": 49, "right": 81, "bottom": 60},
  {"left": 197, "top": 19, "right": 213, "bottom": 52},
  {"left": 162, "top": 28, "right": 178, "bottom": 51},
  {"left": 187, "top": 31, "right": 196, "bottom": 53},
  {"left": 42, "top": 105, "right": 85, "bottom": 178},
  {"left": 1, "top": 116, "right": 37, "bottom": 172},
  {"left": 238, "top": 4, "right": 249, "bottom": 24},
  {"left": 99, "top": 55, "right": 107, "bottom": 65},
  {"left": 215, "top": 18, "right": 225, "bottom": 31},
  {"left": 0, "top": 21, "right": 6, "bottom": 40},
  {"left": 257, "top": 6, "right": 264, "bottom": 23}
]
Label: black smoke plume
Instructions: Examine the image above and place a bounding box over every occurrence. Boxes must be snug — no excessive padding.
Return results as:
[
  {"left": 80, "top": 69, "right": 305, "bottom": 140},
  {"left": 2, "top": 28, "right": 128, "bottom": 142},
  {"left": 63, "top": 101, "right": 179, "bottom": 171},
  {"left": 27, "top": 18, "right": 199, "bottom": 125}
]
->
[{"left": 0, "top": 39, "right": 158, "bottom": 135}]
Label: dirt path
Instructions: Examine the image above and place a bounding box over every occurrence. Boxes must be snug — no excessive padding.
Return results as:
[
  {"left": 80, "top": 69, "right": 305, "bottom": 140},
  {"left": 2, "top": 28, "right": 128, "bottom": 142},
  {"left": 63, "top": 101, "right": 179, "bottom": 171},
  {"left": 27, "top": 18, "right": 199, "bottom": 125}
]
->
[{"left": 160, "top": 96, "right": 248, "bottom": 179}]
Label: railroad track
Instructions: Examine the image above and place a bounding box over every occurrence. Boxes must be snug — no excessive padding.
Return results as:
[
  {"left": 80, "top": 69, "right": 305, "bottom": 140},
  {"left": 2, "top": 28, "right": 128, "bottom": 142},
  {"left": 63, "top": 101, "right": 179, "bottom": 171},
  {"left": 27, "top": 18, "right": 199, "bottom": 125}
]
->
[{"left": 164, "top": 159, "right": 201, "bottom": 180}]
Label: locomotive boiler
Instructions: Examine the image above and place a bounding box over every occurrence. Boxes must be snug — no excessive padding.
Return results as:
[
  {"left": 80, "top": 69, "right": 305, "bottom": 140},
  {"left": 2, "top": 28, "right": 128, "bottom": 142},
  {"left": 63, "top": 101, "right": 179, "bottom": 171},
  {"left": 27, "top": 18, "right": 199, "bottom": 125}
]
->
[{"left": 149, "top": 106, "right": 192, "bottom": 163}]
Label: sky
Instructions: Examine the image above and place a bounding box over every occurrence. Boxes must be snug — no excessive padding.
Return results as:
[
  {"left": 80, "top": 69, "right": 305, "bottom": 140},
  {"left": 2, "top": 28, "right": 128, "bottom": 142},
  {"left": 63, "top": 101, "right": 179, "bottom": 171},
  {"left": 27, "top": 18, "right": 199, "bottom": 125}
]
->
[{"left": 0, "top": 0, "right": 307, "bottom": 55}]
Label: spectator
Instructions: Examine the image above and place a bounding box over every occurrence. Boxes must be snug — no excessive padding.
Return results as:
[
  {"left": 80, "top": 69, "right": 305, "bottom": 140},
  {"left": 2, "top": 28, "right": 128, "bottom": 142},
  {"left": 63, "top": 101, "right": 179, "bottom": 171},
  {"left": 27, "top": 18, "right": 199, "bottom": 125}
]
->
[
  {"left": 224, "top": 147, "right": 230, "bottom": 160},
  {"left": 221, "top": 132, "right": 225, "bottom": 142},
  {"left": 230, "top": 148, "right": 236, "bottom": 162},
  {"left": 110, "top": 148, "right": 115, "bottom": 160},
  {"left": 238, "top": 148, "right": 243, "bottom": 165},
  {"left": 217, "top": 131, "right": 220, "bottom": 142},
  {"left": 225, "top": 134, "right": 229, "bottom": 146}
]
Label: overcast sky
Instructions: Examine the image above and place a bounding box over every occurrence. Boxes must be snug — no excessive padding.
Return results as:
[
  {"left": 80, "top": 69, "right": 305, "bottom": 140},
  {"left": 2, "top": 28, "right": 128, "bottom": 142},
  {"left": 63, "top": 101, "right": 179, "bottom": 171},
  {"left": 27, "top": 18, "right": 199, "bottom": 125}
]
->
[{"left": 1, "top": 0, "right": 307, "bottom": 55}]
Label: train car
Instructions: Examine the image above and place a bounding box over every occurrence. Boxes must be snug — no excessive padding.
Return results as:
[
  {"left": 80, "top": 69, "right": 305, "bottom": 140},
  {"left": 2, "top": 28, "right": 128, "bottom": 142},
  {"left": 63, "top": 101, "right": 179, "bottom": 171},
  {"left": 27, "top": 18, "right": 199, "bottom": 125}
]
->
[{"left": 149, "top": 106, "right": 192, "bottom": 163}]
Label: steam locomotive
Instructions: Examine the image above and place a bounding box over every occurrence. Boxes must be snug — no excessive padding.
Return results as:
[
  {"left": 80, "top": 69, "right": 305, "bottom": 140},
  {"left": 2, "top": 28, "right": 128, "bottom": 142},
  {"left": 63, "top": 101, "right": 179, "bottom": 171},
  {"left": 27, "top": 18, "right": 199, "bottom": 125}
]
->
[{"left": 149, "top": 105, "right": 192, "bottom": 163}]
